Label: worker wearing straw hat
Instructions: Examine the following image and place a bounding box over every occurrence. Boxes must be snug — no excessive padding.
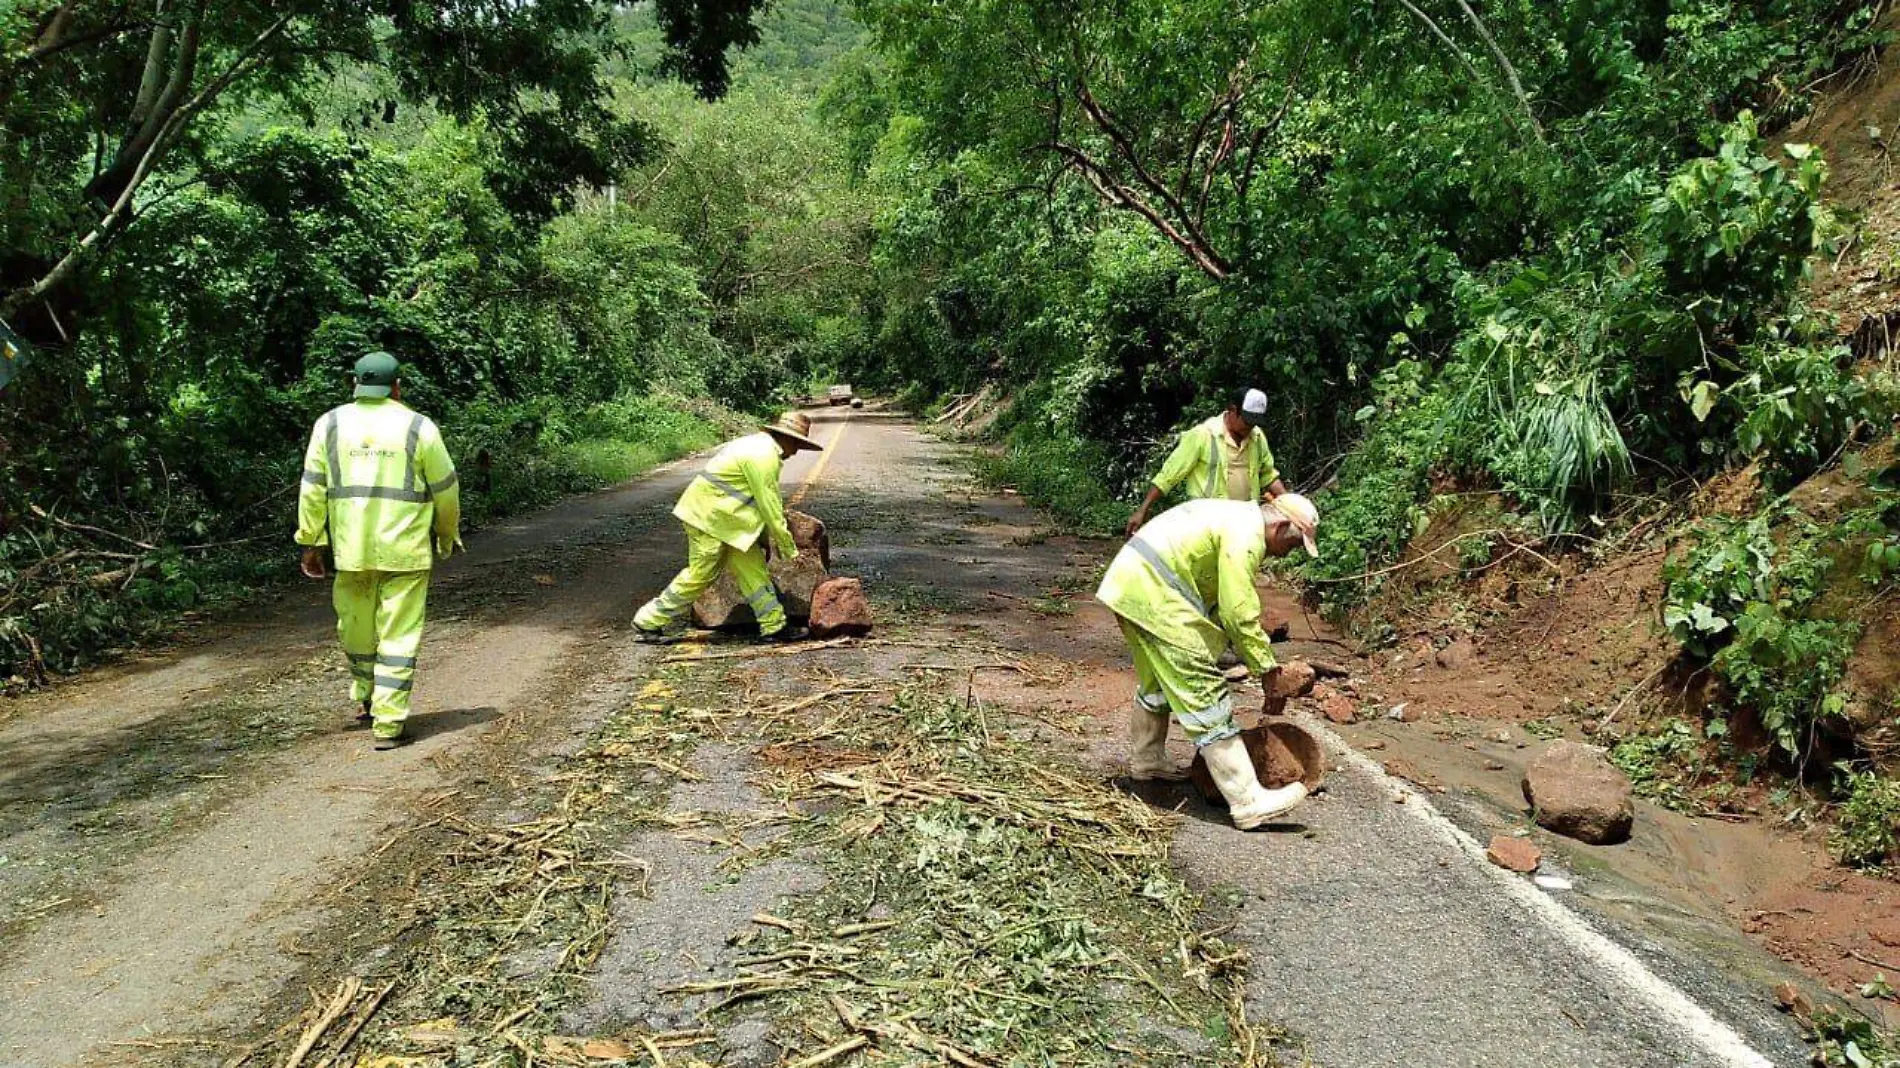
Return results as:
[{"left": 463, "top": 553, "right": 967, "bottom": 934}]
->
[
  {"left": 633, "top": 412, "right": 825, "bottom": 644},
  {"left": 1096, "top": 494, "right": 1320, "bottom": 829}
]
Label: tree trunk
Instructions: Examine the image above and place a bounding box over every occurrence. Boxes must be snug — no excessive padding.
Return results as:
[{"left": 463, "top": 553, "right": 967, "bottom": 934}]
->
[{"left": 87, "top": 1, "right": 199, "bottom": 208}]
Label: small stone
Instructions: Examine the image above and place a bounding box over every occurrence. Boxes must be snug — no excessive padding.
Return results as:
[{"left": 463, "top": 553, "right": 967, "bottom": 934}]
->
[
  {"left": 1486, "top": 835, "right": 1542, "bottom": 873},
  {"left": 1773, "top": 981, "right": 1814, "bottom": 1018},
  {"left": 1363, "top": 739, "right": 1387, "bottom": 750},
  {"left": 1483, "top": 760, "right": 1506, "bottom": 771},
  {"left": 1262, "top": 607, "right": 1293, "bottom": 643},
  {"left": 1435, "top": 638, "right": 1477, "bottom": 670},
  {"left": 1489, "top": 728, "right": 1512, "bottom": 744},
  {"left": 1312, "top": 683, "right": 1357, "bottom": 724},
  {"left": 1870, "top": 919, "right": 1900, "bottom": 949}
]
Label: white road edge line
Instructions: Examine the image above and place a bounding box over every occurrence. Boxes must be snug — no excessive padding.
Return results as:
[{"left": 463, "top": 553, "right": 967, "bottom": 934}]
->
[{"left": 1296, "top": 711, "right": 1776, "bottom": 1068}]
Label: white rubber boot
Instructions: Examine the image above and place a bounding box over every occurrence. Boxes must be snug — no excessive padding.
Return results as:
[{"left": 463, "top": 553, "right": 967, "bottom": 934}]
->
[
  {"left": 1127, "top": 701, "right": 1182, "bottom": 780},
  {"left": 1201, "top": 735, "right": 1308, "bottom": 829}
]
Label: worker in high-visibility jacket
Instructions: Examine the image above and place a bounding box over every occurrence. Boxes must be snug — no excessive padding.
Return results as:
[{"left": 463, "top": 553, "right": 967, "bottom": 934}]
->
[
  {"left": 295, "top": 352, "right": 461, "bottom": 751},
  {"left": 1096, "top": 494, "right": 1320, "bottom": 829},
  {"left": 633, "top": 412, "right": 825, "bottom": 644},
  {"left": 1126, "top": 388, "right": 1298, "bottom": 538}
]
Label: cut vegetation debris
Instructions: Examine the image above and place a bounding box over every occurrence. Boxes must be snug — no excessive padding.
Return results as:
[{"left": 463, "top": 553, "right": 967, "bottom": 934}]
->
[{"left": 246, "top": 650, "right": 1280, "bottom": 1067}]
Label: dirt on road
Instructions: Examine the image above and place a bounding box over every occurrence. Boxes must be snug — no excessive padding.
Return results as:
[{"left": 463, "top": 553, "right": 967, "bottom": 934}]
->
[{"left": 0, "top": 407, "right": 1840, "bottom": 1068}]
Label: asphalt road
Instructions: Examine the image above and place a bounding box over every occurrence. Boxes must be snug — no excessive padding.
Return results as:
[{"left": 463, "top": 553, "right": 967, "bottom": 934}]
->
[{"left": 0, "top": 406, "right": 1812, "bottom": 1067}]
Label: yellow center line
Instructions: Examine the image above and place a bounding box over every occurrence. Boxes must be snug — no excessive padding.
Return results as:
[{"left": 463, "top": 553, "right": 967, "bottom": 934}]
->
[{"left": 788, "top": 413, "right": 850, "bottom": 506}]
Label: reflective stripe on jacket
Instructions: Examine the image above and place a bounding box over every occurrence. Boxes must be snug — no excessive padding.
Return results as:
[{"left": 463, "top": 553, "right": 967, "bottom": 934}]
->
[
  {"left": 295, "top": 398, "right": 460, "bottom": 572},
  {"left": 673, "top": 432, "right": 797, "bottom": 557},
  {"left": 1095, "top": 498, "right": 1276, "bottom": 675},
  {"left": 1151, "top": 416, "right": 1279, "bottom": 501}
]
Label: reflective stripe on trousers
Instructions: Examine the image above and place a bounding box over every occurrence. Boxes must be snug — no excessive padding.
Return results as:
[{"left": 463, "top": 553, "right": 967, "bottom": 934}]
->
[
  {"left": 1115, "top": 614, "right": 1239, "bottom": 746},
  {"left": 334, "top": 569, "right": 430, "bottom": 737},
  {"left": 635, "top": 525, "right": 787, "bottom": 635}
]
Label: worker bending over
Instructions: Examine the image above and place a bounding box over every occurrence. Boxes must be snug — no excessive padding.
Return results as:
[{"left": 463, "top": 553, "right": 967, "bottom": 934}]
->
[
  {"left": 1097, "top": 494, "right": 1321, "bottom": 829},
  {"left": 1126, "top": 388, "right": 1295, "bottom": 537},
  {"left": 296, "top": 352, "right": 461, "bottom": 751},
  {"left": 634, "top": 412, "right": 825, "bottom": 644}
]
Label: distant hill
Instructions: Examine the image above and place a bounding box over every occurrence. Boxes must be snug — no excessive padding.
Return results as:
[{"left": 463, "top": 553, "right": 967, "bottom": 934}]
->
[{"left": 613, "top": 0, "right": 866, "bottom": 86}]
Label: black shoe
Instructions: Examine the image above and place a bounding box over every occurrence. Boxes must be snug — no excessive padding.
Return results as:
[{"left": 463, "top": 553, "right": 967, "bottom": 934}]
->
[
  {"left": 632, "top": 622, "right": 683, "bottom": 645},
  {"left": 355, "top": 700, "right": 374, "bottom": 724},
  {"left": 763, "top": 625, "right": 811, "bottom": 644}
]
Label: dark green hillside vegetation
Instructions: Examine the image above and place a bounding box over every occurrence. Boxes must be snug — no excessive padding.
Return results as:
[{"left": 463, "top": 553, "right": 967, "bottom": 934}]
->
[{"left": 811, "top": 0, "right": 1900, "bottom": 885}]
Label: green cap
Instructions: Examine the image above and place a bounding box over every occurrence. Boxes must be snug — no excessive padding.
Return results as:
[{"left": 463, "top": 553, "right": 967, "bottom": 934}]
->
[{"left": 353, "top": 351, "right": 399, "bottom": 398}]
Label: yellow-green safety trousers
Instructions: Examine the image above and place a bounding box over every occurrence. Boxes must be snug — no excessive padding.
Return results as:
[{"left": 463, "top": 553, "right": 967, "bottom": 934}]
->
[
  {"left": 334, "top": 570, "right": 429, "bottom": 739},
  {"left": 1117, "top": 615, "right": 1238, "bottom": 745},
  {"left": 296, "top": 396, "right": 459, "bottom": 738},
  {"left": 635, "top": 524, "right": 788, "bottom": 635},
  {"left": 1097, "top": 499, "right": 1278, "bottom": 747}
]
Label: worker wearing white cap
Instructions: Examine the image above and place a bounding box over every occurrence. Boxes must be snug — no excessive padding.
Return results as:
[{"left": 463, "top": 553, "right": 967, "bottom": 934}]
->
[
  {"left": 1096, "top": 494, "right": 1320, "bottom": 829},
  {"left": 1126, "top": 388, "right": 1300, "bottom": 539}
]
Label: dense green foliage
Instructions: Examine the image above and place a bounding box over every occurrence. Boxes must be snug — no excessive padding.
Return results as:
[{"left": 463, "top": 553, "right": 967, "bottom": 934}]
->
[
  {"left": 0, "top": 1, "right": 872, "bottom": 681},
  {"left": 818, "top": 0, "right": 1892, "bottom": 596},
  {"left": 1831, "top": 767, "right": 1900, "bottom": 871},
  {"left": 1659, "top": 503, "right": 1894, "bottom": 758}
]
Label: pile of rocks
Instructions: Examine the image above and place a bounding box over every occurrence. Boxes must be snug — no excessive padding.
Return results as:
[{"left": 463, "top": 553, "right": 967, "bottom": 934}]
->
[{"left": 691, "top": 511, "right": 873, "bottom": 637}]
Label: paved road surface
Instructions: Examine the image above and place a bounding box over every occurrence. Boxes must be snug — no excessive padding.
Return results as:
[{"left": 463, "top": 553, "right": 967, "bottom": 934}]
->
[{"left": 0, "top": 408, "right": 1810, "bottom": 1067}]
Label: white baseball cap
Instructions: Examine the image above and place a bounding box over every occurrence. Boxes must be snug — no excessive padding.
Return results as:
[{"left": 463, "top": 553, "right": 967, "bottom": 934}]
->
[
  {"left": 1239, "top": 388, "right": 1269, "bottom": 428},
  {"left": 1267, "top": 493, "right": 1320, "bottom": 557}
]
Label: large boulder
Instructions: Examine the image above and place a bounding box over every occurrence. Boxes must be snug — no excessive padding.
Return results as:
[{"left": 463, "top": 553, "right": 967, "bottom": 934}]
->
[
  {"left": 1521, "top": 740, "right": 1634, "bottom": 844},
  {"left": 1189, "top": 722, "right": 1327, "bottom": 805},
  {"left": 693, "top": 511, "right": 831, "bottom": 629},
  {"left": 809, "top": 577, "right": 873, "bottom": 638}
]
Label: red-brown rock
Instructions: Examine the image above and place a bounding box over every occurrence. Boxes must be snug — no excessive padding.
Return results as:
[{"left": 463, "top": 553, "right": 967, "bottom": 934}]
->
[
  {"left": 1262, "top": 606, "right": 1292, "bottom": 643},
  {"left": 1269, "top": 661, "right": 1317, "bottom": 699},
  {"left": 1773, "top": 981, "right": 1814, "bottom": 1018},
  {"left": 1522, "top": 741, "right": 1635, "bottom": 845},
  {"left": 1311, "top": 683, "right": 1356, "bottom": 724},
  {"left": 1485, "top": 834, "right": 1541, "bottom": 873},
  {"left": 1435, "top": 638, "right": 1478, "bottom": 670},
  {"left": 808, "top": 577, "right": 873, "bottom": 638},
  {"left": 1189, "top": 722, "right": 1326, "bottom": 805}
]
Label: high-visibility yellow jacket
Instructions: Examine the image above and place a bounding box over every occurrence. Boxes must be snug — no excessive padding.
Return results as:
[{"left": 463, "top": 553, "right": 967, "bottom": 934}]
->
[
  {"left": 1151, "top": 415, "right": 1279, "bottom": 502},
  {"left": 295, "top": 398, "right": 460, "bottom": 573},
  {"left": 674, "top": 432, "right": 798, "bottom": 558},
  {"left": 1095, "top": 498, "right": 1276, "bottom": 675}
]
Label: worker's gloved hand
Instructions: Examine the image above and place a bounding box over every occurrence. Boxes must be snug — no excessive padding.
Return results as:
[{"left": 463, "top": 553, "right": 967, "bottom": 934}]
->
[{"left": 435, "top": 534, "right": 462, "bottom": 558}]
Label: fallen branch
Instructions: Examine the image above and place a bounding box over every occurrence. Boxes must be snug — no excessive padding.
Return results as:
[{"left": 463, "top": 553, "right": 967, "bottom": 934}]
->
[
  {"left": 314, "top": 980, "right": 394, "bottom": 1068},
  {"left": 1595, "top": 661, "right": 1671, "bottom": 732},
  {"left": 663, "top": 638, "right": 855, "bottom": 663},
  {"left": 280, "top": 976, "right": 361, "bottom": 1068},
  {"left": 1849, "top": 947, "right": 1900, "bottom": 974},
  {"left": 785, "top": 1035, "right": 871, "bottom": 1068}
]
